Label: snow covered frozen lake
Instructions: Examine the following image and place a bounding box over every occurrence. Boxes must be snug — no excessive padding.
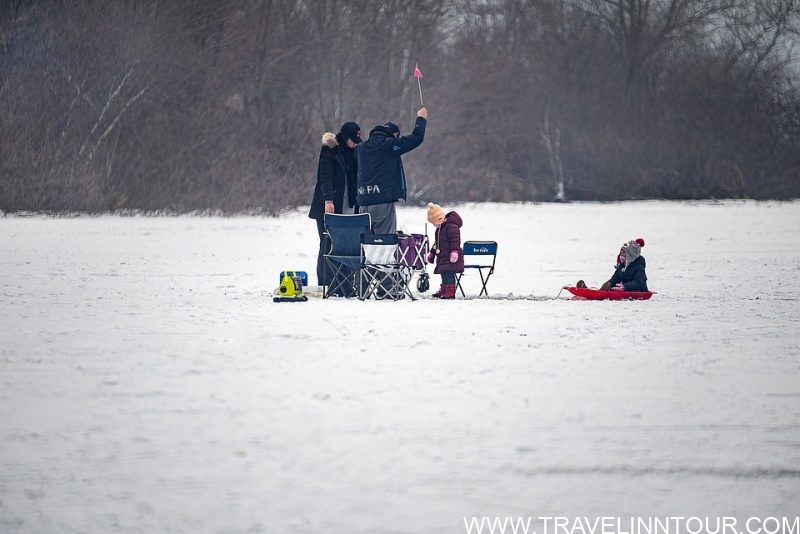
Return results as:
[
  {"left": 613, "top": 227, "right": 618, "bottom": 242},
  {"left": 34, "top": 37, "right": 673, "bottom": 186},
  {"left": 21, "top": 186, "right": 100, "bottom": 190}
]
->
[{"left": 1, "top": 201, "right": 799, "bottom": 533}]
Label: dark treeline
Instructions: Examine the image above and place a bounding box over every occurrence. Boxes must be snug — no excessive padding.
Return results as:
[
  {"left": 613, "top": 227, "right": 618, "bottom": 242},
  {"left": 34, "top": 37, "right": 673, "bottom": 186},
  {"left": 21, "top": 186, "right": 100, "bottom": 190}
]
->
[{"left": 1, "top": 0, "right": 799, "bottom": 212}]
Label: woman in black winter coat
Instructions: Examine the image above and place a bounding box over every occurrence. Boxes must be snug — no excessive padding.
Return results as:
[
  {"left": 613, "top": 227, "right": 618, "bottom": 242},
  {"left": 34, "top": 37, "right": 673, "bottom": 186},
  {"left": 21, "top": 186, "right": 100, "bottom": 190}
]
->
[{"left": 308, "top": 122, "right": 361, "bottom": 287}]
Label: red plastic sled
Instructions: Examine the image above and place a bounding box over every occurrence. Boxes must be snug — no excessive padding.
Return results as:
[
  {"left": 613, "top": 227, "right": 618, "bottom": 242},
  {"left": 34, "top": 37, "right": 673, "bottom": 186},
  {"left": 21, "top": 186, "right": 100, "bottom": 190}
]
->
[{"left": 565, "top": 286, "right": 654, "bottom": 300}]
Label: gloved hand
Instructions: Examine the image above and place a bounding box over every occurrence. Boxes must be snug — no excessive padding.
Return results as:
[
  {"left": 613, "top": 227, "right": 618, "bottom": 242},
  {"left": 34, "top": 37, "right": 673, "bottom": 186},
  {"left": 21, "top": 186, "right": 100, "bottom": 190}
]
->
[
  {"left": 427, "top": 251, "right": 436, "bottom": 264},
  {"left": 449, "top": 250, "right": 459, "bottom": 263},
  {"left": 611, "top": 283, "right": 625, "bottom": 291}
]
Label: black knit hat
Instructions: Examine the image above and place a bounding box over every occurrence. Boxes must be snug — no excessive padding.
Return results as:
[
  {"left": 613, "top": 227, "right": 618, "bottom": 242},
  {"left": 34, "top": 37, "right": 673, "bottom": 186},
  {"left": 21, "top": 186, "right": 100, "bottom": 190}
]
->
[
  {"left": 383, "top": 122, "right": 400, "bottom": 135},
  {"left": 339, "top": 122, "right": 362, "bottom": 144}
]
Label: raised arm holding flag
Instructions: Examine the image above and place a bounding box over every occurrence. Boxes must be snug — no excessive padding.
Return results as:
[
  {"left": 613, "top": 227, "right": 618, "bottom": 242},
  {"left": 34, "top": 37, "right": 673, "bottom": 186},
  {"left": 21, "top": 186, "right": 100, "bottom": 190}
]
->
[{"left": 356, "top": 64, "right": 428, "bottom": 234}]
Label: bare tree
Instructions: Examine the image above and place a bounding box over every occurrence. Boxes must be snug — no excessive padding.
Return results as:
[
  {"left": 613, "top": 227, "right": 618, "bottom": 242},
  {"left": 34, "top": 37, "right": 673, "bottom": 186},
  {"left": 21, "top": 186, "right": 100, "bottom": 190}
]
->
[{"left": 1, "top": 0, "right": 798, "bottom": 212}]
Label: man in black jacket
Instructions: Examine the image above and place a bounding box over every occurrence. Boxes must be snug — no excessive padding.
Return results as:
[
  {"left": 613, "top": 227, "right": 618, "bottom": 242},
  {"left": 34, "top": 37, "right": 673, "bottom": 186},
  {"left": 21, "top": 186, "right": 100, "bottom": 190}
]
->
[
  {"left": 356, "top": 107, "right": 427, "bottom": 233},
  {"left": 308, "top": 122, "right": 361, "bottom": 286}
]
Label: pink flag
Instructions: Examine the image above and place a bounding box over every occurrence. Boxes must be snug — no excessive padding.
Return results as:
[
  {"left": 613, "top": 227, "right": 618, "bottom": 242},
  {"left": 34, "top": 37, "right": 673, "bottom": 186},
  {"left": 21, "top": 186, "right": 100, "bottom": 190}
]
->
[{"left": 413, "top": 62, "right": 423, "bottom": 79}]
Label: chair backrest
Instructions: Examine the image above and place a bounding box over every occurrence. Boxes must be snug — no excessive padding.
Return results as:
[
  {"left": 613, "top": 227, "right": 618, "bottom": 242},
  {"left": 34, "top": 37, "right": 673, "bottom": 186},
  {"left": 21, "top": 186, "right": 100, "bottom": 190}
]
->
[
  {"left": 398, "top": 233, "right": 428, "bottom": 270},
  {"left": 324, "top": 213, "right": 371, "bottom": 257},
  {"left": 362, "top": 233, "right": 399, "bottom": 265},
  {"left": 463, "top": 240, "right": 498, "bottom": 268}
]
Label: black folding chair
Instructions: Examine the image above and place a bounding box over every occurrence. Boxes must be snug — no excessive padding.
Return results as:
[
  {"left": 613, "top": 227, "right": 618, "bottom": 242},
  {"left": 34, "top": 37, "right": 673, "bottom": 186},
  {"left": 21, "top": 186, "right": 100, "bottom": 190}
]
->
[
  {"left": 323, "top": 213, "right": 371, "bottom": 298},
  {"left": 456, "top": 240, "right": 498, "bottom": 297}
]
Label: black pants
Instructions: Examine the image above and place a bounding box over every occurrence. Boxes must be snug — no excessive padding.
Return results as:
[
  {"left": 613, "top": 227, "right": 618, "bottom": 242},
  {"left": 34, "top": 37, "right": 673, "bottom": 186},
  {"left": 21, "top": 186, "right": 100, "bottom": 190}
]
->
[{"left": 315, "top": 218, "right": 332, "bottom": 286}]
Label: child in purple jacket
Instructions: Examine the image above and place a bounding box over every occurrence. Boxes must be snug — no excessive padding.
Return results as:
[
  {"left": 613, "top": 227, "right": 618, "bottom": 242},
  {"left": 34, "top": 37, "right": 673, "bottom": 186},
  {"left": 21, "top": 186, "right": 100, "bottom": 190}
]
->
[{"left": 425, "top": 202, "right": 464, "bottom": 299}]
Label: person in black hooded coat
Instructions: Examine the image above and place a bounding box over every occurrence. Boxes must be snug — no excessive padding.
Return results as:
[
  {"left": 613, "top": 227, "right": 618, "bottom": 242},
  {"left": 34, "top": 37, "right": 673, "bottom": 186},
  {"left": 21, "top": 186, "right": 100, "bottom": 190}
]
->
[{"left": 308, "top": 122, "right": 361, "bottom": 287}]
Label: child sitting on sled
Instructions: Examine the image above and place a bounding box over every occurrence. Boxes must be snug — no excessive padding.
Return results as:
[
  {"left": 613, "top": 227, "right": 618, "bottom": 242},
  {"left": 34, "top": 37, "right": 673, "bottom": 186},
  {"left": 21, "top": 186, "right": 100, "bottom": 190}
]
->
[
  {"left": 599, "top": 238, "right": 648, "bottom": 291},
  {"left": 425, "top": 202, "right": 463, "bottom": 299},
  {"left": 575, "top": 238, "right": 648, "bottom": 291}
]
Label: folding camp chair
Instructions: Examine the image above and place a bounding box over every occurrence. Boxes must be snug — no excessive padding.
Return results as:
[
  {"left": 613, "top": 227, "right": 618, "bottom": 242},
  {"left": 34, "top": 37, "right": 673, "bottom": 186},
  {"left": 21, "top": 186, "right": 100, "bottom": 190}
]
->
[
  {"left": 456, "top": 240, "right": 498, "bottom": 297},
  {"left": 323, "top": 213, "right": 371, "bottom": 298},
  {"left": 359, "top": 233, "right": 415, "bottom": 301}
]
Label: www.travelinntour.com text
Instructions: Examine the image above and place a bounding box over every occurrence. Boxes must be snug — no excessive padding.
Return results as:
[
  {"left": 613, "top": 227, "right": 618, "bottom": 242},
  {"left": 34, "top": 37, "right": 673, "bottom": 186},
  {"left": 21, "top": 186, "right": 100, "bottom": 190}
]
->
[{"left": 462, "top": 517, "right": 800, "bottom": 534}]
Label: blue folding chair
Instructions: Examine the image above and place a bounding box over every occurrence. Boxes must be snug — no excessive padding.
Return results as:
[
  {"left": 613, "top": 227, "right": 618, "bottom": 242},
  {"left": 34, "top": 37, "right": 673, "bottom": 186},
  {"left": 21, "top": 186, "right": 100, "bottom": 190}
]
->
[
  {"left": 456, "top": 241, "right": 498, "bottom": 297},
  {"left": 323, "top": 213, "right": 371, "bottom": 298}
]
